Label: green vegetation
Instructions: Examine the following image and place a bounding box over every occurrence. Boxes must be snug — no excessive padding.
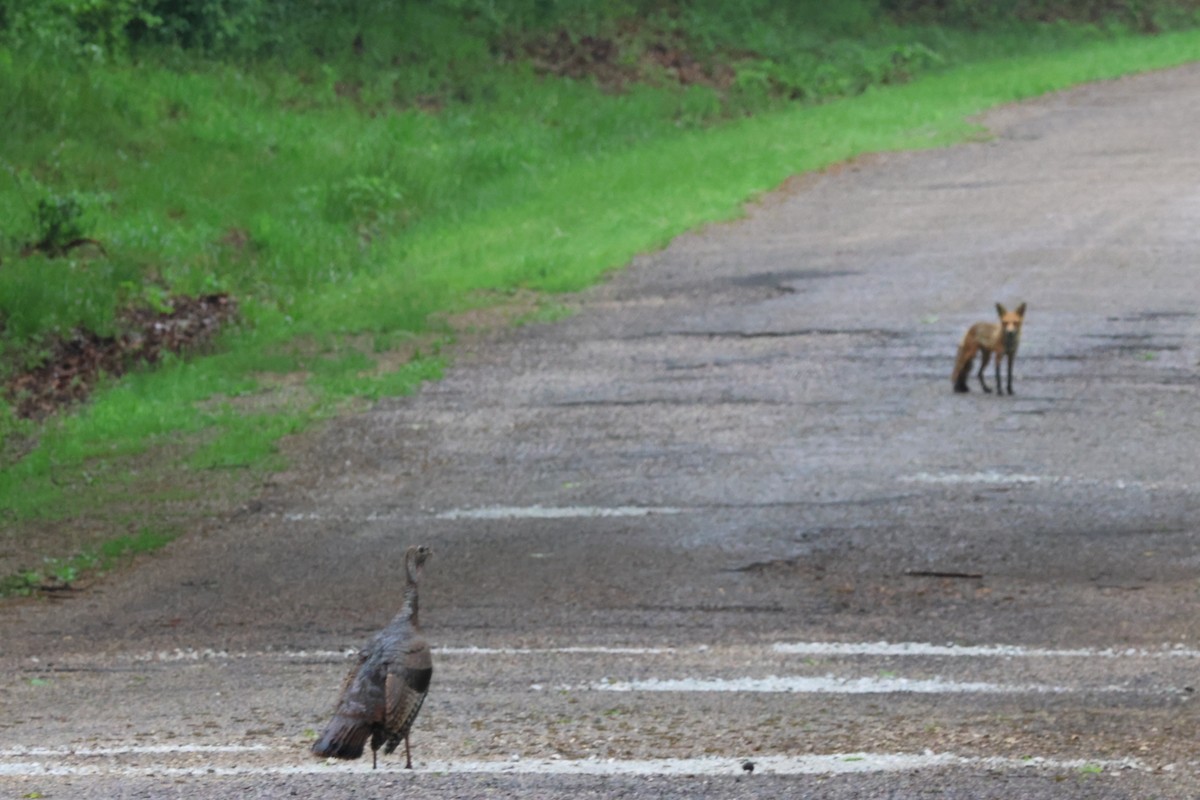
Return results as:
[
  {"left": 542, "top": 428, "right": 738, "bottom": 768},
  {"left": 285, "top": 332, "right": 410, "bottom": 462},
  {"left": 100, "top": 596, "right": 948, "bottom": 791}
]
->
[
  {"left": 1, "top": 0, "right": 1199, "bottom": 593},
  {"left": 0, "top": 526, "right": 175, "bottom": 596}
]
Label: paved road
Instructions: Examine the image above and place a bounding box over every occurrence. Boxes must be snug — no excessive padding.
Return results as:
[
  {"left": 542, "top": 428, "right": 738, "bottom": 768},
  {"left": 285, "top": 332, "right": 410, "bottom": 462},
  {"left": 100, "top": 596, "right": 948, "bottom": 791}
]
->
[{"left": 4, "top": 63, "right": 1200, "bottom": 798}]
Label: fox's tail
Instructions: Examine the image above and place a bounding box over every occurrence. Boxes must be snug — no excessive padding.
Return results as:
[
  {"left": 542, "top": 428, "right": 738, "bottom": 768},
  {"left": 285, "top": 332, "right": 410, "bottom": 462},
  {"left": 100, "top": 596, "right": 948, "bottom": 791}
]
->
[{"left": 951, "top": 336, "right": 974, "bottom": 393}]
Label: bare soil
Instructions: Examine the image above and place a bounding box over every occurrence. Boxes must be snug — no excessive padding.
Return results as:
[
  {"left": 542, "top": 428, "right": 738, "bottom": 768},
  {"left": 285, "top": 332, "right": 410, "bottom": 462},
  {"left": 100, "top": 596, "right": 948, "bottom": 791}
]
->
[
  {"left": 506, "top": 25, "right": 736, "bottom": 93},
  {"left": 4, "top": 293, "right": 237, "bottom": 420}
]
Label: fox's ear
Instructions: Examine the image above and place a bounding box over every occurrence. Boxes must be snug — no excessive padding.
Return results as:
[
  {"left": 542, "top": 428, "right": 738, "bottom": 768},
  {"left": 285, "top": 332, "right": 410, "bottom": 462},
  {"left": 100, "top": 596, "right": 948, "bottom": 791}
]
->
[
  {"left": 1016, "top": 302, "right": 1027, "bottom": 317},
  {"left": 995, "top": 302, "right": 1007, "bottom": 317}
]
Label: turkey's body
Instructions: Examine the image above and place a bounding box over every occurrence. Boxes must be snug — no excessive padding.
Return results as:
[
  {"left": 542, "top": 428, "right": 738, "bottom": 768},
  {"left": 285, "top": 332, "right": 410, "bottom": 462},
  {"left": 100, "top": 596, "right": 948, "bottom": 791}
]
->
[{"left": 312, "top": 545, "right": 433, "bottom": 769}]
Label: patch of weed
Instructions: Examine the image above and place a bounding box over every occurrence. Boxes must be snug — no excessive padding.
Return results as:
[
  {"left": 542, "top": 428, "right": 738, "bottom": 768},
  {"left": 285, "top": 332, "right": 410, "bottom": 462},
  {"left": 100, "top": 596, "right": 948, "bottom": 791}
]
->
[{"left": 0, "top": 526, "right": 176, "bottom": 597}]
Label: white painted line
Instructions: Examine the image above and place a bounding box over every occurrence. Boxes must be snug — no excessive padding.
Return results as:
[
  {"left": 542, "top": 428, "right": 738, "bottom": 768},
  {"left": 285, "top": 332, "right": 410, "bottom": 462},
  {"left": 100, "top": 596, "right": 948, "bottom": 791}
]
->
[
  {"left": 435, "top": 505, "right": 684, "bottom": 520},
  {"left": 899, "top": 471, "right": 1054, "bottom": 485},
  {"left": 128, "top": 648, "right": 357, "bottom": 662},
  {"left": 773, "top": 641, "right": 1200, "bottom": 658},
  {"left": 0, "top": 745, "right": 269, "bottom": 757},
  {"left": 0, "top": 763, "right": 307, "bottom": 777},
  {"left": 279, "top": 512, "right": 402, "bottom": 522},
  {"left": 424, "top": 753, "right": 1145, "bottom": 776},
  {"left": 0, "top": 753, "right": 1147, "bottom": 778},
  {"left": 31, "top": 640, "right": 1200, "bottom": 667},
  {"left": 577, "top": 675, "right": 1083, "bottom": 694},
  {"left": 276, "top": 506, "right": 688, "bottom": 523},
  {"left": 897, "top": 473, "right": 1155, "bottom": 491},
  {"left": 438, "top": 646, "right": 675, "bottom": 656},
  {"left": 116, "top": 645, "right": 679, "bottom": 664}
]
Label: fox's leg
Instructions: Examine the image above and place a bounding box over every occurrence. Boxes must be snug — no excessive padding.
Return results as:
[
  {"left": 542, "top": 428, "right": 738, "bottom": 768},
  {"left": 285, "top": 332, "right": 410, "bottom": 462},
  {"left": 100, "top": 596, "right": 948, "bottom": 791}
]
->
[
  {"left": 953, "top": 339, "right": 977, "bottom": 393},
  {"left": 1005, "top": 353, "right": 1015, "bottom": 395},
  {"left": 994, "top": 351, "right": 1004, "bottom": 397},
  {"left": 976, "top": 350, "right": 992, "bottom": 393}
]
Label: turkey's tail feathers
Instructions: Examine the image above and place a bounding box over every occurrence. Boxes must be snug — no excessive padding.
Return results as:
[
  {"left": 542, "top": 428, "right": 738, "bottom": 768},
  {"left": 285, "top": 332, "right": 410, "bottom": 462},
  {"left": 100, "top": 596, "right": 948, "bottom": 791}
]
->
[{"left": 312, "top": 716, "right": 371, "bottom": 760}]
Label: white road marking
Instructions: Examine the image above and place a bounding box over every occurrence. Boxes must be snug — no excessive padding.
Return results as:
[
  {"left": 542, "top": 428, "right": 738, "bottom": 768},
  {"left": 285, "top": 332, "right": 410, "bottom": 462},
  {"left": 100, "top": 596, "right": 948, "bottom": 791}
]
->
[
  {"left": 276, "top": 505, "right": 688, "bottom": 523},
  {"left": 1, "top": 642, "right": 1171, "bottom": 781},
  {"left": 435, "top": 505, "right": 684, "bottom": 520},
  {"left": 773, "top": 641, "right": 1200, "bottom": 658},
  {"left": 0, "top": 745, "right": 268, "bottom": 757},
  {"left": 279, "top": 511, "right": 404, "bottom": 522},
  {"left": 128, "top": 648, "right": 358, "bottom": 662},
  {"left": 897, "top": 472, "right": 1158, "bottom": 491},
  {"left": 438, "top": 646, "right": 675, "bottom": 655},
  {"left": 899, "top": 471, "right": 1054, "bottom": 485},
  {"left": 424, "top": 753, "right": 1145, "bottom": 776},
  {"left": 577, "top": 675, "right": 1085, "bottom": 694},
  {"left": 0, "top": 752, "right": 1146, "bottom": 778},
  {"left": 33, "top": 640, "right": 1200, "bottom": 665},
  {"left": 117, "top": 645, "right": 681, "bottom": 663}
]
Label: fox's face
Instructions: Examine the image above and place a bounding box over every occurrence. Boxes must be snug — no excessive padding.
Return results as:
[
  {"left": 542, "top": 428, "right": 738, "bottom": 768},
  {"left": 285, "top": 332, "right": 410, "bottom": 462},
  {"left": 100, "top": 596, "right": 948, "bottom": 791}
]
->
[{"left": 996, "top": 302, "right": 1026, "bottom": 352}]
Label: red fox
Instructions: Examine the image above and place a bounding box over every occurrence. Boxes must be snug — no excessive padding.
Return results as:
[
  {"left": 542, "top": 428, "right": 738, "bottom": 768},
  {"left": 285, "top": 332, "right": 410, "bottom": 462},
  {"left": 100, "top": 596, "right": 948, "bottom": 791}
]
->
[{"left": 952, "top": 302, "right": 1026, "bottom": 395}]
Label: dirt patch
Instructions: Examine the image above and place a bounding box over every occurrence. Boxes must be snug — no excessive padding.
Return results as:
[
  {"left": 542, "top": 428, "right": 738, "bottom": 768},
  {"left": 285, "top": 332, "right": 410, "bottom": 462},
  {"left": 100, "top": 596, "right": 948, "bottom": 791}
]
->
[
  {"left": 0, "top": 440, "right": 261, "bottom": 597},
  {"left": 504, "top": 26, "right": 736, "bottom": 94},
  {"left": 5, "top": 293, "right": 238, "bottom": 420}
]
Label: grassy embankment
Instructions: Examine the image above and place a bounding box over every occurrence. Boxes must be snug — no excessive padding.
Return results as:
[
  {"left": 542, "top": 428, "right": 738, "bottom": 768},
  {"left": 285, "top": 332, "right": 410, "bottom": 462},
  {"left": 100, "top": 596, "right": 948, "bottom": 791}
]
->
[{"left": 2, "top": 5, "right": 1199, "bottom": 593}]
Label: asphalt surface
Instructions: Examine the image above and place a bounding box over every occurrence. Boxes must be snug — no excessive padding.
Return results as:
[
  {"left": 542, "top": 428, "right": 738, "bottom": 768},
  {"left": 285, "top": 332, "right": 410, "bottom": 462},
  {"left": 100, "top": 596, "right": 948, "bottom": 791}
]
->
[{"left": 4, "top": 62, "right": 1200, "bottom": 798}]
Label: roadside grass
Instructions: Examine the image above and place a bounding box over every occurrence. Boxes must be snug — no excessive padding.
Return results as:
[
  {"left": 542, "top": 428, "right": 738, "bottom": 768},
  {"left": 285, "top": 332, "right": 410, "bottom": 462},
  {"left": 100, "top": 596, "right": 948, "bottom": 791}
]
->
[
  {"left": 0, "top": 526, "right": 176, "bottom": 597},
  {"left": 1, "top": 20, "right": 1199, "bottom": 594}
]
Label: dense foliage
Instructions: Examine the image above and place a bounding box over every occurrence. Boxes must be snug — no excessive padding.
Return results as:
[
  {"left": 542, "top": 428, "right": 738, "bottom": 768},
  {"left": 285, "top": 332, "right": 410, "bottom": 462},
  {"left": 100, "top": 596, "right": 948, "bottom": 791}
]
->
[{"left": 3, "top": 1, "right": 1198, "bottom": 60}]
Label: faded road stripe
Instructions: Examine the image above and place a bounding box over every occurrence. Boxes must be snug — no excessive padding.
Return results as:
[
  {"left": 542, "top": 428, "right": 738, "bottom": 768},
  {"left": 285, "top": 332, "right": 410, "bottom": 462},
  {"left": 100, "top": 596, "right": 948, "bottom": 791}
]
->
[
  {"left": 0, "top": 752, "right": 1146, "bottom": 778},
  {"left": 573, "top": 675, "right": 1088, "bottom": 694},
  {"left": 435, "top": 505, "right": 684, "bottom": 520},
  {"left": 772, "top": 641, "right": 1200, "bottom": 658}
]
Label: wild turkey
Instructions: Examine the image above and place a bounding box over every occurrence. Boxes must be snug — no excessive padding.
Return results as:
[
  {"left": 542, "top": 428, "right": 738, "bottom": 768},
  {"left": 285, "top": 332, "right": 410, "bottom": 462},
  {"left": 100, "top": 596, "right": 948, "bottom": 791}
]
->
[{"left": 312, "top": 544, "right": 433, "bottom": 769}]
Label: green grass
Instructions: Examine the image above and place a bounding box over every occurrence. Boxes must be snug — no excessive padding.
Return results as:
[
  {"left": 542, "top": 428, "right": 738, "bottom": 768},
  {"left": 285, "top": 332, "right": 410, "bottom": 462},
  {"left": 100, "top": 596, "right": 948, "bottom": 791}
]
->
[
  {"left": 0, "top": 526, "right": 176, "bottom": 597},
  {"left": 1, "top": 7, "right": 1199, "bottom": 585}
]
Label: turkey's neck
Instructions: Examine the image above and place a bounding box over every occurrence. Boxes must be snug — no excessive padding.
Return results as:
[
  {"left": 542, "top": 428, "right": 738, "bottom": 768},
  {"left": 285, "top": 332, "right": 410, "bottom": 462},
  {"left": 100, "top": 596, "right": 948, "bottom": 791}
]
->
[{"left": 400, "top": 581, "right": 420, "bottom": 625}]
